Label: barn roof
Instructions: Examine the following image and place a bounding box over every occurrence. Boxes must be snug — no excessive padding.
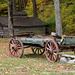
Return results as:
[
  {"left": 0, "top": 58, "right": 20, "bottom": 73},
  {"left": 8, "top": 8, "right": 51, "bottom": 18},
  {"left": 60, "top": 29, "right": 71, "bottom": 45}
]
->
[{"left": 0, "top": 16, "right": 46, "bottom": 27}]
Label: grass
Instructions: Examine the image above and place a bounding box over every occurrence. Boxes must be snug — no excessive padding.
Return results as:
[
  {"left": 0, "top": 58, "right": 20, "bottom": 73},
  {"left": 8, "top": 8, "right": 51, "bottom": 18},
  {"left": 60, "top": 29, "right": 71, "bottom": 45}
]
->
[{"left": 0, "top": 38, "right": 75, "bottom": 75}]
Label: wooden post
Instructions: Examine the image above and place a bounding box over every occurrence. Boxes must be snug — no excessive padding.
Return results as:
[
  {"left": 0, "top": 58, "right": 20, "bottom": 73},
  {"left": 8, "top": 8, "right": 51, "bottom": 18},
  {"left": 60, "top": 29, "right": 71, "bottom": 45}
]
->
[
  {"left": 13, "top": 0, "right": 16, "bottom": 11},
  {"left": 54, "top": 0, "right": 62, "bottom": 36},
  {"left": 32, "top": 0, "right": 37, "bottom": 17},
  {"left": 18, "top": 0, "right": 21, "bottom": 11},
  {"left": 7, "top": 0, "right": 14, "bottom": 37}
]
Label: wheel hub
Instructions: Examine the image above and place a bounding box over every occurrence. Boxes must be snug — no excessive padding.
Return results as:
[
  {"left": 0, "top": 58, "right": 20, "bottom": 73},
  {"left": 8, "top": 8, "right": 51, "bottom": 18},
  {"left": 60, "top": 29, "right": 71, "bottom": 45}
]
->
[
  {"left": 49, "top": 49, "right": 53, "bottom": 54},
  {"left": 11, "top": 44, "right": 17, "bottom": 51}
]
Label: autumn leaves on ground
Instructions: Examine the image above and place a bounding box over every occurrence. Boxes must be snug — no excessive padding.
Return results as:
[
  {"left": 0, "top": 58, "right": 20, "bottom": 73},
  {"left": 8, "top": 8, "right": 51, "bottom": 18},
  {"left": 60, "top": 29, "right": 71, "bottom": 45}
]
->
[{"left": 0, "top": 38, "right": 75, "bottom": 75}]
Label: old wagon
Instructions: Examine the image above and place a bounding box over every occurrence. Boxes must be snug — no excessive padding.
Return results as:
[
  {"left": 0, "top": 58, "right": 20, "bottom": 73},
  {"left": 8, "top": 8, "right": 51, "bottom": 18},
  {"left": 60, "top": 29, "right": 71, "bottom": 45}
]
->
[{"left": 9, "top": 33, "right": 75, "bottom": 62}]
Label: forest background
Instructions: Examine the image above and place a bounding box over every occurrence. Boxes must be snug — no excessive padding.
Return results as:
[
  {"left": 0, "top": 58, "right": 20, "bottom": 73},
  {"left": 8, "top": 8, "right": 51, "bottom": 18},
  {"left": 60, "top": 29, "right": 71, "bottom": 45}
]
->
[{"left": 0, "top": 0, "right": 75, "bottom": 36}]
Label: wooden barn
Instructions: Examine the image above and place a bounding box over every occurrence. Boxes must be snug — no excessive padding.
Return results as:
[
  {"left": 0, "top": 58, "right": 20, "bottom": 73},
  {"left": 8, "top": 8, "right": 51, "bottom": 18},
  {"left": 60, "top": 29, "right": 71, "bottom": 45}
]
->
[
  {"left": 0, "top": 0, "right": 49, "bottom": 38},
  {"left": 0, "top": 12, "right": 48, "bottom": 37}
]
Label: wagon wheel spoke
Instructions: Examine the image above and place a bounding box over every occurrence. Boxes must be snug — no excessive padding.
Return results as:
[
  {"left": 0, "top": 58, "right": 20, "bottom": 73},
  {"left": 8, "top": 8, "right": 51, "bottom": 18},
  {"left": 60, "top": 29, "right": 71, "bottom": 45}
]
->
[
  {"left": 48, "top": 54, "right": 53, "bottom": 61},
  {"left": 53, "top": 50, "right": 57, "bottom": 52},
  {"left": 17, "top": 47, "right": 22, "bottom": 49},
  {"left": 15, "top": 50, "right": 20, "bottom": 58},
  {"left": 17, "top": 51, "right": 20, "bottom": 57},
  {"left": 47, "top": 53, "right": 50, "bottom": 58},
  {"left": 11, "top": 39, "right": 14, "bottom": 44},
  {"left": 13, "top": 51, "right": 16, "bottom": 57},
  {"left": 40, "top": 49, "right": 43, "bottom": 53},
  {"left": 53, "top": 53, "right": 57, "bottom": 60},
  {"left": 17, "top": 41, "right": 21, "bottom": 47},
  {"left": 46, "top": 47, "right": 50, "bottom": 50},
  {"left": 9, "top": 39, "right": 14, "bottom": 44},
  {"left": 15, "top": 51, "right": 18, "bottom": 57},
  {"left": 38, "top": 49, "right": 39, "bottom": 55},
  {"left": 16, "top": 47, "right": 23, "bottom": 58},
  {"left": 10, "top": 50, "right": 15, "bottom": 57},
  {"left": 48, "top": 44, "right": 51, "bottom": 49},
  {"left": 34, "top": 48, "right": 38, "bottom": 53},
  {"left": 52, "top": 46, "right": 56, "bottom": 50},
  {"left": 11, "top": 50, "right": 15, "bottom": 54},
  {"left": 52, "top": 45, "right": 57, "bottom": 52},
  {"left": 51, "top": 54, "right": 54, "bottom": 61},
  {"left": 49, "top": 54, "right": 52, "bottom": 61},
  {"left": 47, "top": 53, "right": 55, "bottom": 62},
  {"left": 51, "top": 43, "right": 54, "bottom": 49},
  {"left": 16, "top": 40, "right": 19, "bottom": 44},
  {"left": 13, "top": 38, "right": 17, "bottom": 45}
]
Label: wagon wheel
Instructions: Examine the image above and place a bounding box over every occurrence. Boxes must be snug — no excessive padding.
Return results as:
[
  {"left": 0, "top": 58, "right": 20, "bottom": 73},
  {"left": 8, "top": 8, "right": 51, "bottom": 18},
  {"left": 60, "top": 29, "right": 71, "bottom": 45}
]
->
[
  {"left": 31, "top": 47, "right": 45, "bottom": 55},
  {"left": 45, "top": 40, "right": 59, "bottom": 62},
  {"left": 9, "top": 37, "right": 24, "bottom": 58}
]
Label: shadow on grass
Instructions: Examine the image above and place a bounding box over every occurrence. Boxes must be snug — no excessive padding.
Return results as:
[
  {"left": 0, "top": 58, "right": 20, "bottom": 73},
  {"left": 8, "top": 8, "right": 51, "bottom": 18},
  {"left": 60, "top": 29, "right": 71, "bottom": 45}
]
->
[{"left": 22, "top": 53, "right": 46, "bottom": 59}]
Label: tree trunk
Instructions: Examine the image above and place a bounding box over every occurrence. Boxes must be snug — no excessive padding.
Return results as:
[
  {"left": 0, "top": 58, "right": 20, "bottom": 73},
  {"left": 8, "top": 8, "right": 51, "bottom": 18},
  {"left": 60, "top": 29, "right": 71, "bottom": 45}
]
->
[
  {"left": 54, "top": 0, "right": 62, "bottom": 36},
  {"left": 18, "top": 0, "right": 21, "bottom": 11},
  {"left": 60, "top": 0, "right": 62, "bottom": 3},
  {"left": 23, "top": 0, "right": 26, "bottom": 10},
  {"left": 32, "top": 0, "right": 37, "bottom": 17},
  {"left": 13, "top": 0, "right": 16, "bottom": 11},
  {"left": 7, "top": 0, "right": 14, "bottom": 37}
]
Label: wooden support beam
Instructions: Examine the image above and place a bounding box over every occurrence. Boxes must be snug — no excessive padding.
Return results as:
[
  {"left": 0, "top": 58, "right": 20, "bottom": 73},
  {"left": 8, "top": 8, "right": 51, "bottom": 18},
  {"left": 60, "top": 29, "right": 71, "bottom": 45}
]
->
[
  {"left": 7, "top": 0, "right": 14, "bottom": 37},
  {"left": 32, "top": 0, "right": 37, "bottom": 17}
]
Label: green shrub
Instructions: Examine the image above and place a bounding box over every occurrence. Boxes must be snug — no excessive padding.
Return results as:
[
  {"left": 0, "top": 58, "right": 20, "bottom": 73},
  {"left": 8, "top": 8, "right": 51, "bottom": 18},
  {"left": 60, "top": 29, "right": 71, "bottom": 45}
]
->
[{"left": 45, "top": 17, "right": 55, "bottom": 33}]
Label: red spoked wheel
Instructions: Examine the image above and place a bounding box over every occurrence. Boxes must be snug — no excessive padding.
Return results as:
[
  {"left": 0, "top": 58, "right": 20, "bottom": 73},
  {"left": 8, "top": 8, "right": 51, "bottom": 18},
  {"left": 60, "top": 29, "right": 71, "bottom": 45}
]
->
[
  {"left": 9, "top": 37, "right": 24, "bottom": 58},
  {"left": 45, "top": 40, "right": 59, "bottom": 62}
]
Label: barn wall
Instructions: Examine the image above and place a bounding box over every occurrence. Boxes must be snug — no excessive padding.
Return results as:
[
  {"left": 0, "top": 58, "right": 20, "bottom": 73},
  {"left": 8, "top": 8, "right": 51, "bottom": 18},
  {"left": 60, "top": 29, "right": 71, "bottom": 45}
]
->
[
  {"left": 3, "top": 26, "right": 46, "bottom": 37},
  {"left": 3, "top": 27, "right": 8, "bottom": 37},
  {"left": 14, "top": 26, "right": 46, "bottom": 36}
]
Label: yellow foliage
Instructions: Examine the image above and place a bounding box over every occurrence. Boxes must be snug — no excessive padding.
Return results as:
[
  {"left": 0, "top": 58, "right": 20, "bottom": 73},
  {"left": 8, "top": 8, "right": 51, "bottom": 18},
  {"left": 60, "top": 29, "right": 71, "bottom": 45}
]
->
[
  {"left": 0, "top": 4, "right": 7, "bottom": 10},
  {"left": 25, "top": 0, "right": 74, "bottom": 35},
  {"left": 65, "top": 24, "right": 75, "bottom": 35}
]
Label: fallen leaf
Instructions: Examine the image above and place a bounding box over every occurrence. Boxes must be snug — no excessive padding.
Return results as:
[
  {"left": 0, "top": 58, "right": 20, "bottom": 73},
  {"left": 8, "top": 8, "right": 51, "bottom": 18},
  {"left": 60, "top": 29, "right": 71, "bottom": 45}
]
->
[
  {"left": 57, "top": 64, "right": 65, "bottom": 69},
  {"left": 0, "top": 64, "right": 2, "bottom": 65},
  {"left": 6, "top": 71, "right": 8, "bottom": 74},
  {"left": 15, "top": 63, "right": 17, "bottom": 65},
  {"left": 10, "top": 64, "right": 13, "bottom": 66},
  {"left": 29, "top": 58, "right": 33, "bottom": 61},
  {"left": 39, "top": 64, "right": 41, "bottom": 66}
]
